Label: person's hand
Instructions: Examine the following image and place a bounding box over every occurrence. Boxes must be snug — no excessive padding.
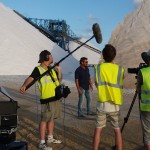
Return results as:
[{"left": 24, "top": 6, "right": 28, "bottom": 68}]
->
[
  {"left": 90, "top": 85, "right": 93, "bottom": 91},
  {"left": 55, "top": 63, "right": 61, "bottom": 72},
  {"left": 20, "top": 86, "right": 26, "bottom": 94},
  {"left": 78, "top": 88, "right": 83, "bottom": 94},
  {"left": 55, "top": 63, "right": 62, "bottom": 81}
]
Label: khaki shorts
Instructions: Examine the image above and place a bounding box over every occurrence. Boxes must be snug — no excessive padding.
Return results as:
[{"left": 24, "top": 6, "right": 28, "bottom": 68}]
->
[
  {"left": 141, "top": 111, "right": 150, "bottom": 145},
  {"left": 41, "top": 100, "right": 61, "bottom": 122},
  {"left": 96, "top": 109, "right": 120, "bottom": 129}
]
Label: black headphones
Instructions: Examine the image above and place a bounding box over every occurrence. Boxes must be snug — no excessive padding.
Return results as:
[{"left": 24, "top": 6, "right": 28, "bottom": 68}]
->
[
  {"left": 43, "top": 50, "right": 50, "bottom": 61},
  {"left": 38, "top": 50, "right": 51, "bottom": 63}
]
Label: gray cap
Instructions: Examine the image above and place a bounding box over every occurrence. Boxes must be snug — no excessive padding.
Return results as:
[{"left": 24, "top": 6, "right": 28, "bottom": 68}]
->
[{"left": 146, "top": 49, "right": 150, "bottom": 57}]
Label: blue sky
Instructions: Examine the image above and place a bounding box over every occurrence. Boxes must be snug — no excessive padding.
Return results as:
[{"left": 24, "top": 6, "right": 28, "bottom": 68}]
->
[{"left": 0, "top": 0, "right": 143, "bottom": 50}]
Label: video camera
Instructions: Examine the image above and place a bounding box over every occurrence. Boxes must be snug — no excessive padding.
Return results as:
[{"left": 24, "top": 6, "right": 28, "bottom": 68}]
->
[{"left": 128, "top": 63, "right": 148, "bottom": 75}]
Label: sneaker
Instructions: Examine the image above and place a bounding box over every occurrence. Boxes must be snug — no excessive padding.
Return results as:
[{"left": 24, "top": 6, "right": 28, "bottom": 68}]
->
[
  {"left": 78, "top": 114, "right": 85, "bottom": 118},
  {"left": 39, "top": 143, "right": 52, "bottom": 150},
  {"left": 87, "top": 112, "right": 96, "bottom": 116},
  {"left": 47, "top": 138, "right": 62, "bottom": 144}
]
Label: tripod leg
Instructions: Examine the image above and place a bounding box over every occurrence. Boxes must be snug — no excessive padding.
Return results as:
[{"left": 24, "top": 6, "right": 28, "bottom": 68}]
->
[
  {"left": 112, "top": 91, "right": 138, "bottom": 150},
  {"left": 121, "top": 92, "right": 137, "bottom": 132}
]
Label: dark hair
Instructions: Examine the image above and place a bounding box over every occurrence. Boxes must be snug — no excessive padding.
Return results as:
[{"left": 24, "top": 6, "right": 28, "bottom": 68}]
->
[
  {"left": 38, "top": 50, "right": 51, "bottom": 63},
  {"left": 102, "top": 44, "right": 116, "bottom": 62},
  {"left": 79, "top": 57, "right": 87, "bottom": 64}
]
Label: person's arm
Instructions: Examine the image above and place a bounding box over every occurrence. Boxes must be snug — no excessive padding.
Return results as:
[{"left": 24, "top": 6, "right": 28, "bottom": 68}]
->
[
  {"left": 20, "top": 67, "right": 39, "bottom": 94},
  {"left": 94, "top": 65, "right": 98, "bottom": 88},
  {"left": 136, "top": 70, "right": 142, "bottom": 94},
  {"left": 20, "top": 77, "right": 34, "bottom": 94},
  {"left": 88, "top": 67, "right": 93, "bottom": 91},
  {"left": 55, "top": 64, "right": 62, "bottom": 82},
  {"left": 75, "top": 68, "right": 82, "bottom": 94},
  {"left": 75, "top": 79, "right": 82, "bottom": 94},
  {"left": 89, "top": 78, "right": 93, "bottom": 91}
]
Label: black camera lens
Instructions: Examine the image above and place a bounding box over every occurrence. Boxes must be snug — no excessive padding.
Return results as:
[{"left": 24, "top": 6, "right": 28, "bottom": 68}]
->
[{"left": 128, "top": 68, "right": 138, "bottom": 74}]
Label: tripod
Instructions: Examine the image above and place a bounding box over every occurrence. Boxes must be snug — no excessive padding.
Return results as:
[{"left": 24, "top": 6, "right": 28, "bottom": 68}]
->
[{"left": 112, "top": 90, "right": 138, "bottom": 150}]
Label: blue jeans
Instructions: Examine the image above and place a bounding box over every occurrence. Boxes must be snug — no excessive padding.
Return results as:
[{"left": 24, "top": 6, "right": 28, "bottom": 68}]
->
[{"left": 78, "top": 87, "right": 91, "bottom": 115}]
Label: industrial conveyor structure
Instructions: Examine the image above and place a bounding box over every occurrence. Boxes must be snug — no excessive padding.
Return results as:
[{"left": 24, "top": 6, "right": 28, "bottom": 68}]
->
[{"left": 14, "top": 11, "right": 101, "bottom": 54}]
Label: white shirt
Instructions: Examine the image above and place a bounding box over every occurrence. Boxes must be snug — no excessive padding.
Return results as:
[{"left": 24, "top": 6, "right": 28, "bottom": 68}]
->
[{"left": 97, "top": 101, "right": 120, "bottom": 112}]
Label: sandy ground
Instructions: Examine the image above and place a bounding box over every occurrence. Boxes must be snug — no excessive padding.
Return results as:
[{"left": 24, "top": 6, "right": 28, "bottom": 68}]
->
[{"left": 0, "top": 76, "right": 145, "bottom": 150}]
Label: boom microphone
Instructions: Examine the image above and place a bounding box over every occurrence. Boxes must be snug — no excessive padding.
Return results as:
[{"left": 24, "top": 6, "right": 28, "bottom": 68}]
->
[
  {"left": 92, "top": 23, "right": 102, "bottom": 44},
  {"left": 26, "top": 24, "right": 102, "bottom": 91}
]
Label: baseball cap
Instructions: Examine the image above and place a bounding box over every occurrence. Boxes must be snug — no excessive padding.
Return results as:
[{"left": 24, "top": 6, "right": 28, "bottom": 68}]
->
[
  {"left": 141, "top": 49, "right": 150, "bottom": 64},
  {"left": 146, "top": 49, "right": 150, "bottom": 57}
]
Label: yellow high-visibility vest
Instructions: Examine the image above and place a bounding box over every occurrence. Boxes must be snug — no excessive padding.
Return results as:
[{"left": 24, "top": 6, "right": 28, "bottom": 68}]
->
[
  {"left": 140, "top": 67, "right": 150, "bottom": 111},
  {"left": 94, "top": 63, "right": 124, "bottom": 105},
  {"left": 37, "top": 66, "right": 60, "bottom": 100}
]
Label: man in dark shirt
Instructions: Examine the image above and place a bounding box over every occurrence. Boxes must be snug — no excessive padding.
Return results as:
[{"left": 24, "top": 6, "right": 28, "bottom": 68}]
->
[{"left": 75, "top": 57, "right": 93, "bottom": 117}]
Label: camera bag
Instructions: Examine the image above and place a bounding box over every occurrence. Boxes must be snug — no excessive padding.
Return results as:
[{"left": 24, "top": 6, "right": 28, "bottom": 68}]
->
[{"left": 49, "top": 71, "right": 71, "bottom": 100}]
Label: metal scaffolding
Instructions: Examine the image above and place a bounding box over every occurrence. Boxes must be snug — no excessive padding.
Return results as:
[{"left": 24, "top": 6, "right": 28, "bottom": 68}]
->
[
  {"left": 28, "top": 18, "right": 79, "bottom": 51},
  {"left": 14, "top": 10, "right": 101, "bottom": 54}
]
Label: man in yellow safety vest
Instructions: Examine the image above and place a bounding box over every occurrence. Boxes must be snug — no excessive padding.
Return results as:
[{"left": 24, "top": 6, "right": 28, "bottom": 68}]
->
[
  {"left": 136, "top": 49, "right": 150, "bottom": 150},
  {"left": 20, "top": 50, "right": 62, "bottom": 150},
  {"left": 93, "top": 44, "right": 124, "bottom": 150}
]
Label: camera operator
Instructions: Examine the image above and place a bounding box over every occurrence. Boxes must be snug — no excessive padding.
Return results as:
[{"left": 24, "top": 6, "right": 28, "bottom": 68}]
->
[{"left": 136, "top": 50, "right": 150, "bottom": 150}]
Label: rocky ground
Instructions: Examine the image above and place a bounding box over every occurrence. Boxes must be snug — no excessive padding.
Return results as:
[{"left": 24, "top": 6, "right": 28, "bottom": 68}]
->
[{"left": 0, "top": 76, "right": 145, "bottom": 150}]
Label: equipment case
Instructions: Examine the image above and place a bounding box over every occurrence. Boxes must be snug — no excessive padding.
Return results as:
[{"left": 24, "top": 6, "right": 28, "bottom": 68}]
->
[
  {"left": 0, "top": 87, "right": 18, "bottom": 144},
  {"left": 0, "top": 141, "right": 28, "bottom": 150}
]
